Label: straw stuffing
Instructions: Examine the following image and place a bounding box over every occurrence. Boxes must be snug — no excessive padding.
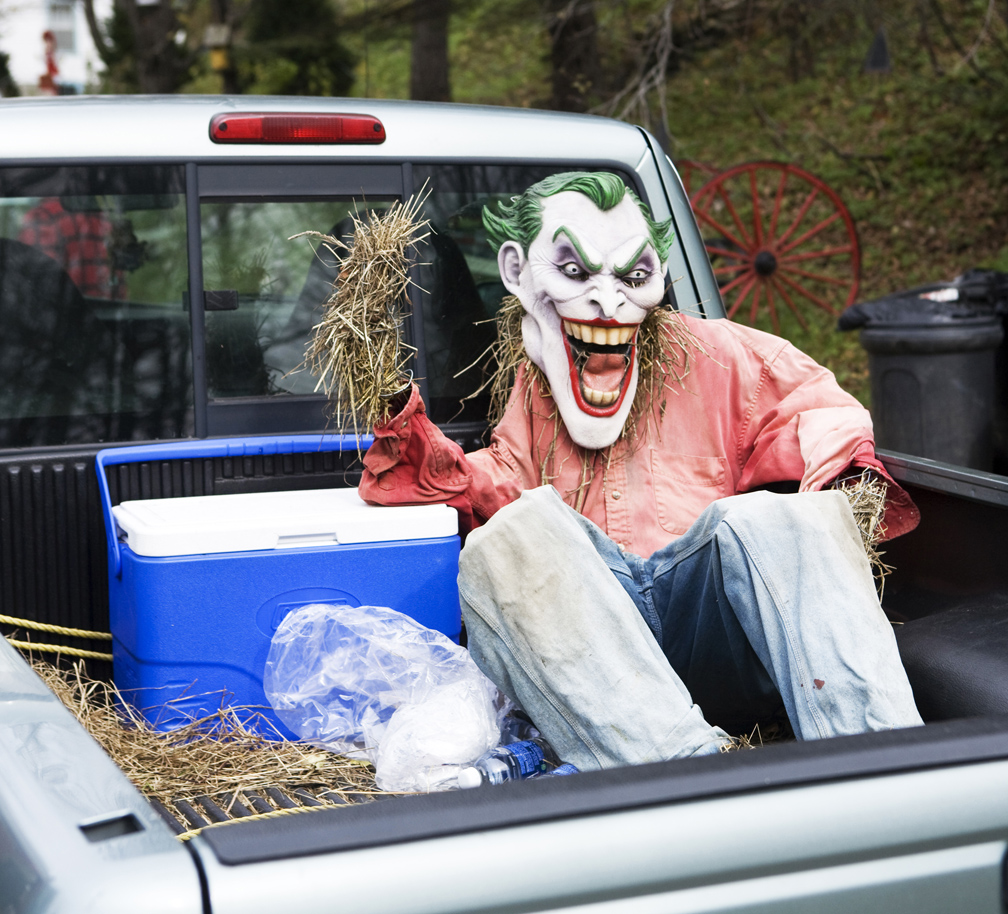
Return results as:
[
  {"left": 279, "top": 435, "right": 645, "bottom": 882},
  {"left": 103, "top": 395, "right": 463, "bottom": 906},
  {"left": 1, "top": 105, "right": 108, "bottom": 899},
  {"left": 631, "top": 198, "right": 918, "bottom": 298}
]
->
[
  {"left": 297, "top": 194, "right": 430, "bottom": 432},
  {"left": 32, "top": 658, "right": 380, "bottom": 836},
  {"left": 834, "top": 467, "right": 892, "bottom": 593}
]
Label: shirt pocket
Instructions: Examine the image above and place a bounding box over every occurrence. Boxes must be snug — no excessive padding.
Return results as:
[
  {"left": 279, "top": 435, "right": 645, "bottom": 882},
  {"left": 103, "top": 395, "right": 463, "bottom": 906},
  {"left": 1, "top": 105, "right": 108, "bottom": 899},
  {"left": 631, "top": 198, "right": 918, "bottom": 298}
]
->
[{"left": 651, "top": 452, "right": 731, "bottom": 535}]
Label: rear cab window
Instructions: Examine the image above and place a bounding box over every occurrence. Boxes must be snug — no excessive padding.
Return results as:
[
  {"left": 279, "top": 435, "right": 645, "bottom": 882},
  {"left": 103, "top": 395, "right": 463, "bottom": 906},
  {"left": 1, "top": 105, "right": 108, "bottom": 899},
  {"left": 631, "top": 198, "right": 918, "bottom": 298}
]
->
[
  {"left": 0, "top": 154, "right": 683, "bottom": 449},
  {"left": 0, "top": 165, "right": 190, "bottom": 447}
]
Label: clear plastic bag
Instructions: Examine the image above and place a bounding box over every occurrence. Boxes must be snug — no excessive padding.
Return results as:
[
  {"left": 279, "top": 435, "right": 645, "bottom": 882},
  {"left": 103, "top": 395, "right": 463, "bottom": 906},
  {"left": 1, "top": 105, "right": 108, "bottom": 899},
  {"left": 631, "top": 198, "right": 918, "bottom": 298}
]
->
[{"left": 263, "top": 603, "right": 508, "bottom": 792}]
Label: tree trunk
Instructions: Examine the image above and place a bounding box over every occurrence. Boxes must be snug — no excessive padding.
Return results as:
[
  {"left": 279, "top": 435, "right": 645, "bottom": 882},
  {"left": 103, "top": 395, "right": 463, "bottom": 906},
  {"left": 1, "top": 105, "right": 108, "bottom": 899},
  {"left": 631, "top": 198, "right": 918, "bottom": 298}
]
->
[
  {"left": 209, "top": 0, "right": 240, "bottom": 95},
  {"left": 125, "top": 0, "right": 187, "bottom": 94},
  {"left": 410, "top": 0, "right": 450, "bottom": 102},
  {"left": 547, "top": 0, "right": 600, "bottom": 113}
]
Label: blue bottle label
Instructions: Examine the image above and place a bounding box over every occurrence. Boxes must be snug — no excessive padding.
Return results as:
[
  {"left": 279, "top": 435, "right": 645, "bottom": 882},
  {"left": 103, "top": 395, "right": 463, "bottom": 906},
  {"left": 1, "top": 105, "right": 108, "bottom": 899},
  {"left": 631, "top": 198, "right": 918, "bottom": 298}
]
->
[{"left": 506, "top": 740, "right": 547, "bottom": 777}]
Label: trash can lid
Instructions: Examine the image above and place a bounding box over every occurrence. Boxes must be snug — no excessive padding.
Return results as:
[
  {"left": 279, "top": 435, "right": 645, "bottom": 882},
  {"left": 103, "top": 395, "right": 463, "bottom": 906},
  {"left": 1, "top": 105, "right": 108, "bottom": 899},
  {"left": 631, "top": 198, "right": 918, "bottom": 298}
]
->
[
  {"left": 839, "top": 298, "right": 990, "bottom": 330},
  {"left": 838, "top": 270, "right": 1008, "bottom": 331}
]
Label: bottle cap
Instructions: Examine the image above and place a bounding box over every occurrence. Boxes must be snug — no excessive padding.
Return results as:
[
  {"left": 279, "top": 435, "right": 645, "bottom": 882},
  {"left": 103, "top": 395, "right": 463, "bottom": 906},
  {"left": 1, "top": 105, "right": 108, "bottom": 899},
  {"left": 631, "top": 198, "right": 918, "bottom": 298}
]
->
[{"left": 457, "top": 767, "right": 483, "bottom": 789}]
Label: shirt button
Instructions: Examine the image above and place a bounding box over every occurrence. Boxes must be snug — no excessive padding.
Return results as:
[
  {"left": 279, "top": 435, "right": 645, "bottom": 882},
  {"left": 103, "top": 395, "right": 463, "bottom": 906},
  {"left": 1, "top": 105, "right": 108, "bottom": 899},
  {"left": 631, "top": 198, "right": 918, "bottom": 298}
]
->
[
  {"left": 611, "top": 490, "right": 621, "bottom": 500},
  {"left": 617, "top": 542, "right": 625, "bottom": 551}
]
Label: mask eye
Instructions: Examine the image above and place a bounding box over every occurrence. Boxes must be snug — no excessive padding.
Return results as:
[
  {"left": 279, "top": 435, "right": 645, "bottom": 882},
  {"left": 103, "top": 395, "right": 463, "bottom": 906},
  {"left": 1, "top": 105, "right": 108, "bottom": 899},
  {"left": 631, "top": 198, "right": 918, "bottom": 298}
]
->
[
  {"left": 622, "top": 267, "right": 651, "bottom": 288},
  {"left": 561, "top": 262, "right": 588, "bottom": 281}
]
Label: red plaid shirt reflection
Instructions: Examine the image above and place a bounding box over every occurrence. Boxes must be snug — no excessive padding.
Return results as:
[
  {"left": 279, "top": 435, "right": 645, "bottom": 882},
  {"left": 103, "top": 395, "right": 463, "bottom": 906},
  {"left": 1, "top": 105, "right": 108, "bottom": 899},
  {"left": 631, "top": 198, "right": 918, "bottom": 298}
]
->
[{"left": 19, "top": 198, "right": 124, "bottom": 298}]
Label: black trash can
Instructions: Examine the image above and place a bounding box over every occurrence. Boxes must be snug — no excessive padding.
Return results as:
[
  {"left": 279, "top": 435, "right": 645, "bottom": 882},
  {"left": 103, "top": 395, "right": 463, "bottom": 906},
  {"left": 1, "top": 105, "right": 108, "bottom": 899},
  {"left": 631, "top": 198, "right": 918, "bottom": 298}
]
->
[{"left": 839, "top": 281, "right": 1005, "bottom": 471}]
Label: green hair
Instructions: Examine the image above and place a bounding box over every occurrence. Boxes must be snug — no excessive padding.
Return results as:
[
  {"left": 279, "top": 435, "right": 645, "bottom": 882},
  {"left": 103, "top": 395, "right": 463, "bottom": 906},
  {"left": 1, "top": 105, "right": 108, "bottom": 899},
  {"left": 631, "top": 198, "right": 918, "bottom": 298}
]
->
[{"left": 482, "top": 171, "right": 675, "bottom": 264}]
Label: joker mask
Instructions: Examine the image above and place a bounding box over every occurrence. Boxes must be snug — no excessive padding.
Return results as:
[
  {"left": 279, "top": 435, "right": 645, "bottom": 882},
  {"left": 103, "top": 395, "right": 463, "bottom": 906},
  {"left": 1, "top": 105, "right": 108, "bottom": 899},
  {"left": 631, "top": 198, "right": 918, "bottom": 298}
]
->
[{"left": 492, "top": 179, "right": 669, "bottom": 449}]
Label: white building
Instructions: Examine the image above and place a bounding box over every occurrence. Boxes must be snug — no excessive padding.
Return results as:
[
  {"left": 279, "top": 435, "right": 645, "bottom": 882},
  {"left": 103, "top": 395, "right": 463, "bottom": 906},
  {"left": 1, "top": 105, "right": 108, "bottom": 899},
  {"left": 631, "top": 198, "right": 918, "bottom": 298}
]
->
[{"left": 1, "top": 0, "right": 112, "bottom": 95}]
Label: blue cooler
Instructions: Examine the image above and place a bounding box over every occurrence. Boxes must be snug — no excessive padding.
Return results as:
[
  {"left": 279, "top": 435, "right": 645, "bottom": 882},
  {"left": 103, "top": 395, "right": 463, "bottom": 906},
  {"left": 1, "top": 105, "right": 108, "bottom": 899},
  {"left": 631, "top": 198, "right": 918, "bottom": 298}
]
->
[{"left": 97, "top": 436, "right": 461, "bottom": 738}]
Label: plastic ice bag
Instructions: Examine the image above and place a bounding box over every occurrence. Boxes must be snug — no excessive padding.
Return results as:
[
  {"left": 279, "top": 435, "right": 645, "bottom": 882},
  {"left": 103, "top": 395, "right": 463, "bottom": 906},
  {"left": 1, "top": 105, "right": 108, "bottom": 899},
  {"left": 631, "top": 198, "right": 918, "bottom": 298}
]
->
[{"left": 263, "top": 603, "right": 508, "bottom": 792}]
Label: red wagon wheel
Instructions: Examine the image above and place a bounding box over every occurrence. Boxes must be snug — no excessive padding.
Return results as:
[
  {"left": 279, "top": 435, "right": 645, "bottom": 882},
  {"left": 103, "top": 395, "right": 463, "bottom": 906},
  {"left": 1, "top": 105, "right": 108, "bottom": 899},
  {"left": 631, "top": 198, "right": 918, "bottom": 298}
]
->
[
  {"left": 674, "top": 159, "right": 718, "bottom": 199},
  {"left": 690, "top": 162, "right": 861, "bottom": 333}
]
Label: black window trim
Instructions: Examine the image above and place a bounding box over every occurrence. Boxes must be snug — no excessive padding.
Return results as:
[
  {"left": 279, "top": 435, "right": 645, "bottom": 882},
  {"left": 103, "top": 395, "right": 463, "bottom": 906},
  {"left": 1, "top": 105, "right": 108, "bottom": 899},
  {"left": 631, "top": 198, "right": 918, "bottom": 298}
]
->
[{"left": 0, "top": 154, "right": 697, "bottom": 446}]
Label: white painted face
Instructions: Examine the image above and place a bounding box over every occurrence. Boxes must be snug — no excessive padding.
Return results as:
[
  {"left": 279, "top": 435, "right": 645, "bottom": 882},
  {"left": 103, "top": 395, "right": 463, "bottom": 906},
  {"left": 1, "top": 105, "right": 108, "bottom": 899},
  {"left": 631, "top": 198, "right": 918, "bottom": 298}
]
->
[{"left": 498, "top": 191, "right": 667, "bottom": 449}]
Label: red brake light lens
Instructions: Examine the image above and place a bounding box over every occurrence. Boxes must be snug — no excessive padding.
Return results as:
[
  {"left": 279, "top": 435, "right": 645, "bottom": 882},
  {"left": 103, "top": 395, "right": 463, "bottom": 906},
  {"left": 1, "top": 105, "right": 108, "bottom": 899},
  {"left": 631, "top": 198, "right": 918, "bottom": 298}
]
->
[{"left": 210, "top": 113, "right": 386, "bottom": 144}]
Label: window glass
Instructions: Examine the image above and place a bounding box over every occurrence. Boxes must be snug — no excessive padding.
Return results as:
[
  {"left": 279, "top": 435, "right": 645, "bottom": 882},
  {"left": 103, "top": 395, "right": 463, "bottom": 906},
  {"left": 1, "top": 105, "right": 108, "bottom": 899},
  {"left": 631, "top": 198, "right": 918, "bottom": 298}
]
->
[
  {"left": 0, "top": 166, "right": 190, "bottom": 447},
  {"left": 199, "top": 198, "right": 395, "bottom": 400},
  {"left": 413, "top": 164, "right": 646, "bottom": 425}
]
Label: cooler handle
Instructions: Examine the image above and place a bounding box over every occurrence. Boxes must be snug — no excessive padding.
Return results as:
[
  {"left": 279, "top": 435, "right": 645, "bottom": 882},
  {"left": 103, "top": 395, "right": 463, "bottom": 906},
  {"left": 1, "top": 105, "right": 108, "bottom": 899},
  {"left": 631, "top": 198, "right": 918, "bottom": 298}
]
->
[{"left": 96, "top": 434, "right": 372, "bottom": 578}]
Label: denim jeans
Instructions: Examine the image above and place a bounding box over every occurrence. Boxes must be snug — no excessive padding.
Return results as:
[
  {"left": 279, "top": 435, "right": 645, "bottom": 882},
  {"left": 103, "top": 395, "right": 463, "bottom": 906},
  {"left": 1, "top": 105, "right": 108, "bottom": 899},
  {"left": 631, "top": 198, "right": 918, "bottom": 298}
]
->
[{"left": 458, "top": 486, "right": 923, "bottom": 772}]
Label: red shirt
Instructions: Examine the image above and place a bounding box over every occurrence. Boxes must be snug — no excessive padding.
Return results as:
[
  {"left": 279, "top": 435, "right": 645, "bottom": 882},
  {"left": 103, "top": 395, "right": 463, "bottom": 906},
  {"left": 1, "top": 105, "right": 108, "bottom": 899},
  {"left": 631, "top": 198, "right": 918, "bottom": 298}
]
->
[
  {"left": 361, "top": 316, "right": 918, "bottom": 557},
  {"left": 19, "top": 198, "right": 123, "bottom": 298}
]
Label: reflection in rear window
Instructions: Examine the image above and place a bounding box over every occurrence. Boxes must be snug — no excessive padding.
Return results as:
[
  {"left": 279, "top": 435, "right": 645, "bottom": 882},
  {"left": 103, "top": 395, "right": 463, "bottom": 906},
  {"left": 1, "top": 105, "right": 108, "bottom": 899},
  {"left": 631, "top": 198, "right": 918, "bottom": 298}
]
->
[
  {"left": 198, "top": 197, "right": 396, "bottom": 400},
  {"left": 0, "top": 166, "right": 190, "bottom": 448}
]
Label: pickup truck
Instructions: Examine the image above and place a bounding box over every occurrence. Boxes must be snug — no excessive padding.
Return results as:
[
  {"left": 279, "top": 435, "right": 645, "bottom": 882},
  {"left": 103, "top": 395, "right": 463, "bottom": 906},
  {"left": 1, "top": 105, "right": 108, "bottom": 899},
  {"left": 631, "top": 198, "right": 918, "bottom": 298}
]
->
[{"left": 1, "top": 95, "right": 1007, "bottom": 914}]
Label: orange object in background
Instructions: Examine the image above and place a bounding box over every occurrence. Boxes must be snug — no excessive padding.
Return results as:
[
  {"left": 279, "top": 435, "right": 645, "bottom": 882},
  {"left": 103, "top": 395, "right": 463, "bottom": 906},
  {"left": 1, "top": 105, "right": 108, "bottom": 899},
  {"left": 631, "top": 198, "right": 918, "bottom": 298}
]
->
[{"left": 38, "top": 29, "right": 59, "bottom": 95}]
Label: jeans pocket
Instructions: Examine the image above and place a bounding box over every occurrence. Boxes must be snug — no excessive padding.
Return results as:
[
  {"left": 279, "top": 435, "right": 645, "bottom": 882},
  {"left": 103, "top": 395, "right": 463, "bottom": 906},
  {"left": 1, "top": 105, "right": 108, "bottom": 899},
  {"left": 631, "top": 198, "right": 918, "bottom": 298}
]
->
[{"left": 651, "top": 452, "right": 730, "bottom": 534}]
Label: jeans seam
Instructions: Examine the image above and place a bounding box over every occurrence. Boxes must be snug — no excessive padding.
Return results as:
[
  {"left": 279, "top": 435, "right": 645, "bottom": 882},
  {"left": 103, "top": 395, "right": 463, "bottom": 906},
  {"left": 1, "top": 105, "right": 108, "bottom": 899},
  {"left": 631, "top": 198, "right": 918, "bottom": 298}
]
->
[
  {"left": 727, "top": 520, "right": 829, "bottom": 738},
  {"left": 650, "top": 523, "right": 718, "bottom": 577},
  {"left": 631, "top": 555, "right": 662, "bottom": 644},
  {"left": 458, "top": 581, "right": 607, "bottom": 766}
]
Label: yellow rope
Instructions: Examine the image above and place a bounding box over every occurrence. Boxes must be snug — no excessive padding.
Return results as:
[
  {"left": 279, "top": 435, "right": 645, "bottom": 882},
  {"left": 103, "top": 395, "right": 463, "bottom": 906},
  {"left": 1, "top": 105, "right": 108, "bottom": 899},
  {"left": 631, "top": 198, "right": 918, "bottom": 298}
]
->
[
  {"left": 0, "top": 613, "right": 112, "bottom": 641},
  {"left": 176, "top": 800, "right": 333, "bottom": 841},
  {"left": 5, "top": 638, "right": 114, "bottom": 662}
]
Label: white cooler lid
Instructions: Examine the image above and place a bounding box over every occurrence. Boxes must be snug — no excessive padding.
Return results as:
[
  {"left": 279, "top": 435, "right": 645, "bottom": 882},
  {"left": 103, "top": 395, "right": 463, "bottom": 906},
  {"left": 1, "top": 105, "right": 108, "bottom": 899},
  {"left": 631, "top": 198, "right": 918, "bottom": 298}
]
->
[{"left": 111, "top": 487, "right": 458, "bottom": 557}]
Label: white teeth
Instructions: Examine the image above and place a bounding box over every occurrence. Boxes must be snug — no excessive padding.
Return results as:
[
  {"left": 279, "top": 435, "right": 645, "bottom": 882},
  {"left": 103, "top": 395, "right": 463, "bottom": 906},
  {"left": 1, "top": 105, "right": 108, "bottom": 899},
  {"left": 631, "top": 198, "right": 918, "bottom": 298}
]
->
[
  {"left": 583, "top": 386, "right": 620, "bottom": 407},
  {"left": 564, "top": 321, "right": 634, "bottom": 409},
  {"left": 564, "top": 321, "right": 635, "bottom": 346}
]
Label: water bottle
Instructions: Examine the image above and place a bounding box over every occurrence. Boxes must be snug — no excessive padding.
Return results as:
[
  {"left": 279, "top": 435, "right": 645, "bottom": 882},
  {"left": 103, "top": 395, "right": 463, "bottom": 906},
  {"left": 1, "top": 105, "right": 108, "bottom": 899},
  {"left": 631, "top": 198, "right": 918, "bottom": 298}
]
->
[{"left": 457, "top": 737, "right": 556, "bottom": 788}]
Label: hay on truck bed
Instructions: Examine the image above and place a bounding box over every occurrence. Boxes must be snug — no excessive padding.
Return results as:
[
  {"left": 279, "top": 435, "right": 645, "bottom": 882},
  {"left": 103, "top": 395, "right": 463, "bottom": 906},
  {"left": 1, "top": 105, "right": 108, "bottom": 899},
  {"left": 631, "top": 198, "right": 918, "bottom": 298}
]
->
[{"left": 31, "top": 656, "right": 383, "bottom": 840}]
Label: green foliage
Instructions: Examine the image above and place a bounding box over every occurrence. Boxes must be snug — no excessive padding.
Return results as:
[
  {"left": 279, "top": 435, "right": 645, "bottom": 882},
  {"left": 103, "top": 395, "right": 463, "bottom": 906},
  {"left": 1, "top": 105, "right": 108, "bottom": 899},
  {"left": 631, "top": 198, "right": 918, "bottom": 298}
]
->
[
  {"left": 93, "top": 2, "right": 142, "bottom": 93},
  {"left": 342, "top": 0, "right": 549, "bottom": 104},
  {"left": 86, "top": 0, "right": 356, "bottom": 97},
  {"left": 236, "top": 0, "right": 356, "bottom": 96}
]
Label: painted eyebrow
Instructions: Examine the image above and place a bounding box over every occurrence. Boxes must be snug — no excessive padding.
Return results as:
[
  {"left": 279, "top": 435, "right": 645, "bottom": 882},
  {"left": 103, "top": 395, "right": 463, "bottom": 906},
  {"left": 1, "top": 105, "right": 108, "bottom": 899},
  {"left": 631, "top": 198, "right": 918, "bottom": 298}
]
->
[
  {"left": 552, "top": 226, "right": 603, "bottom": 273},
  {"left": 615, "top": 238, "right": 653, "bottom": 275}
]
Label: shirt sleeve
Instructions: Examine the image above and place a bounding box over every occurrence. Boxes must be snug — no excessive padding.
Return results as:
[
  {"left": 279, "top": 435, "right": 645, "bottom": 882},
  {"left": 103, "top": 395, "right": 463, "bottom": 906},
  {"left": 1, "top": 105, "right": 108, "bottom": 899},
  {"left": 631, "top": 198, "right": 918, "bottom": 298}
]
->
[
  {"left": 734, "top": 335, "right": 919, "bottom": 540},
  {"left": 357, "top": 383, "right": 527, "bottom": 531}
]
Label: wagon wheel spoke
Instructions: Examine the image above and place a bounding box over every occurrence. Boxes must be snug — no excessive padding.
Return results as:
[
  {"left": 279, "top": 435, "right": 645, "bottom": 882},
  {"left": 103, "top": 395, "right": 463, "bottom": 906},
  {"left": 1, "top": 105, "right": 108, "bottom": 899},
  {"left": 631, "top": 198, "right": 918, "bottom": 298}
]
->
[
  {"left": 712, "top": 262, "right": 750, "bottom": 278},
  {"left": 718, "top": 269, "right": 756, "bottom": 298},
  {"left": 777, "top": 210, "right": 843, "bottom": 256},
  {"left": 775, "top": 269, "right": 838, "bottom": 315},
  {"left": 693, "top": 203, "right": 753, "bottom": 256},
  {"left": 775, "top": 186, "right": 821, "bottom": 250},
  {"left": 726, "top": 274, "right": 758, "bottom": 319},
  {"left": 767, "top": 169, "right": 789, "bottom": 240},
  {"left": 706, "top": 244, "right": 750, "bottom": 262},
  {"left": 768, "top": 276, "right": 809, "bottom": 332},
  {"left": 778, "top": 244, "right": 854, "bottom": 265},
  {"left": 715, "top": 183, "right": 756, "bottom": 249},
  {"left": 677, "top": 159, "right": 718, "bottom": 198},
  {"left": 762, "top": 280, "right": 778, "bottom": 333},
  {"left": 749, "top": 283, "right": 763, "bottom": 326},
  {"left": 750, "top": 168, "right": 764, "bottom": 247}
]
